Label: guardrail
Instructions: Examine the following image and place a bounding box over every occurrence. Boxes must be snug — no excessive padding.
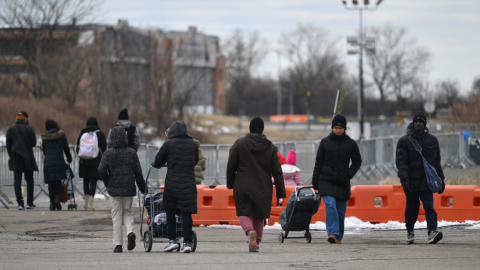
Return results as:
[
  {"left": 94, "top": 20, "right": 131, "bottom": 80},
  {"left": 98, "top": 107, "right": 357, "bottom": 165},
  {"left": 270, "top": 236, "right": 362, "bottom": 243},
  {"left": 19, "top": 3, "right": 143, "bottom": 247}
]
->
[{"left": 0, "top": 131, "right": 475, "bottom": 206}]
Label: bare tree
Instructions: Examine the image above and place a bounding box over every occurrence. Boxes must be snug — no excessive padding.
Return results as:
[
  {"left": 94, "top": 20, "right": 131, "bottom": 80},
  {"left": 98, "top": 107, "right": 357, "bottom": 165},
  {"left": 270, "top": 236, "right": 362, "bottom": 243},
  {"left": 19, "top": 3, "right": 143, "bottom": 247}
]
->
[
  {"left": 0, "top": 0, "right": 101, "bottom": 103},
  {"left": 366, "top": 24, "right": 431, "bottom": 114},
  {"left": 434, "top": 79, "right": 461, "bottom": 108},
  {"left": 470, "top": 76, "right": 480, "bottom": 97},
  {"left": 280, "top": 24, "right": 351, "bottom": 116},
  {"left": 223, "top": 29, "right": 267, "bottom": 117}
]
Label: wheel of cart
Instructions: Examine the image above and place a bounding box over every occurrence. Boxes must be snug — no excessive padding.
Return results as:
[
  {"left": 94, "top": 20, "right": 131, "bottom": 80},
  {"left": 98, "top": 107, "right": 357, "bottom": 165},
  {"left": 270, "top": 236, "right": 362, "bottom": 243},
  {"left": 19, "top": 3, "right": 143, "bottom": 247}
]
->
[{"left": 139, "top": 166, "right": 198, "bottom": 252}]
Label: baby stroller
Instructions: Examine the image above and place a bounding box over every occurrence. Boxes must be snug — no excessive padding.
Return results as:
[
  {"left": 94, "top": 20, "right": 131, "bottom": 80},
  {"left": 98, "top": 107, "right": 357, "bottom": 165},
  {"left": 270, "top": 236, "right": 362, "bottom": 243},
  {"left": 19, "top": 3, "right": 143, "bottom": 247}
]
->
[
  {"left": 278, "top": 186, "right": 321, "bottom": 243},
  {"left": 139, "top": 166, "right": 197, "bottom": 252},
  {"left": 60, "top": 163, "right": 77, "bottom": 210}
]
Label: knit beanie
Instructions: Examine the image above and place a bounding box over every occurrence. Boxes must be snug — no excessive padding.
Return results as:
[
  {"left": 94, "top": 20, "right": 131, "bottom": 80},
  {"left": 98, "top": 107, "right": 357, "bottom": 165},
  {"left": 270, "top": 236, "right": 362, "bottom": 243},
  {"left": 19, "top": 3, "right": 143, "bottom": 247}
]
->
[
  {"left": 332, "top": 114, "right": 347, "bottom": 130},
  {"left": 286, "top": 150, "right": 297, "bottom": 165},
  {"left": 249, "top": 117, "right": 264, "bottom": 134},
  {"left": 413, "top": 112, "right": 427, "bottom": 125},
  {"left": 118, "top": 108, "right": 129, "bottom": 120},
  {"left": 86, "top": 116, "right": 98, "bottom": 127},
  {"left": 16, "top": 111, "right": 28, "bottom": 122}
]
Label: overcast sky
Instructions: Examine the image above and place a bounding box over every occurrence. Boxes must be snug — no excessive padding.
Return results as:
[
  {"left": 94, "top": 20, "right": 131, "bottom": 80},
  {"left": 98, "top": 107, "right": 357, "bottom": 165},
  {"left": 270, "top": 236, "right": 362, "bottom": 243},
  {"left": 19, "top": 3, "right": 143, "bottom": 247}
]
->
[{"left": 101, "top": 0, "right": 480, "bottom": 95}]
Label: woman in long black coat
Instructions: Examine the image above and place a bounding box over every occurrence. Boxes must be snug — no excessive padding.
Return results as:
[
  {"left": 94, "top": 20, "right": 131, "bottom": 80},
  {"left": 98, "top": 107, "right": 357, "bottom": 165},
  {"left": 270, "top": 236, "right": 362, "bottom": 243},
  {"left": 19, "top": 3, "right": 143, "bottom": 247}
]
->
[
  {"left": 152, "top": 121, "right": 198, "bottom": 253},
  {"left": 41, "top": 120, "right": 72, "bottom": 210},
  {"left": 76, "top": 117, "right": 107, "bottom": 211}
]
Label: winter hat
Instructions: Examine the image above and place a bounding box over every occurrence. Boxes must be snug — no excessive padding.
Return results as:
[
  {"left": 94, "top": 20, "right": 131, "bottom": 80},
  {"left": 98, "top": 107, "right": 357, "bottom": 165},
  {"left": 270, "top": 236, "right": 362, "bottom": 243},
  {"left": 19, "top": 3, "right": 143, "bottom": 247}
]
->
[
  {"left": 16, "top": 111, "right": 28, "bottom": 122},
  {"left": 286, "top": 150, "right": 297, "bottom": 165},
  {"left": 249, "top": 117, "right": 264, "bottom": 134},
  {"left": 413, "top": 112, "right": 427, "bottom": 125},
  {"left": 118, "top": 108, "right": 129, "bottom": 120},
  {"left": 332, "top": 114, "right": 347, "bottom": 130},
  {"left": 86, "top": 116, "right": 98, "bottom": 127}
]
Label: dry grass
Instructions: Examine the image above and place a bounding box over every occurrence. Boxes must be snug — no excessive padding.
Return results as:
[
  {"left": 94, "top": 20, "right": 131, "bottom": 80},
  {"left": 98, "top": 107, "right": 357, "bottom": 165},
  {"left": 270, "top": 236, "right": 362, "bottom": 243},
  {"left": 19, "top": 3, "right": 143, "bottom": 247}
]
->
[
  {"left": 445, "top": 172, "right": 480, "bottom": 187},
  {"left": 378, "top": 176, "right": 401, "bottom": 185}
]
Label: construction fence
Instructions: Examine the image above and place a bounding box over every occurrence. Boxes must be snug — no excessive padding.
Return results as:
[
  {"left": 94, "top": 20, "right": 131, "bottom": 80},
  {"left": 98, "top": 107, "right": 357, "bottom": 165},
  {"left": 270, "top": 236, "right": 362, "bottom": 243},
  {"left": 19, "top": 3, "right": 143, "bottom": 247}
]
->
[{"left": 0, "top": 131, "right": 476, "bottom": 208}]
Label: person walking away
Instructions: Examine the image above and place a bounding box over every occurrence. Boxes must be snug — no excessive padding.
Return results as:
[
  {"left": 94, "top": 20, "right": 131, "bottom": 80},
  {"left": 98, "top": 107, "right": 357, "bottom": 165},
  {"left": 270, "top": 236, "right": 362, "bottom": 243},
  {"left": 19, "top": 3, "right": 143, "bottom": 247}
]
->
[
  {"left": 76, "top": 116, "right": 107, "bottom": 211},
  {"left": 107, "top": 108, "right": 141, "bottom": 152},
  {"left": 396, "top": 112, "right": 445, "bottom": 244},
  {"left": 6, "top": 111, "right": 38, "bottom": 210},
  {"left": 194, "top": 139, "right": 206, "bottom": 185},
  {"left": 312, "top": 114, "right": 362, "bottom": 244},
  {"left": 227, "top": 117, "right": 286, "bottom": 252},
  {"left": 98, "top": 126, "right": 146, "bottom": 253},
  {"left": 41, "top": 120, "right": 73, "bottom": 211},
  {"left": 152, "top": 121, "right": 198, "bottom": 253}
]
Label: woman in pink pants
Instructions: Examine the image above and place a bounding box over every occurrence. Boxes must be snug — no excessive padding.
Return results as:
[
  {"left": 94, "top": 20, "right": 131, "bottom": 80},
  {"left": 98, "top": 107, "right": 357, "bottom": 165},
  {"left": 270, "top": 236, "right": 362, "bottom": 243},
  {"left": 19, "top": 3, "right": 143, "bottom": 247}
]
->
[{"left": 227, "top": 117, "right": 286, "bottom": 252}]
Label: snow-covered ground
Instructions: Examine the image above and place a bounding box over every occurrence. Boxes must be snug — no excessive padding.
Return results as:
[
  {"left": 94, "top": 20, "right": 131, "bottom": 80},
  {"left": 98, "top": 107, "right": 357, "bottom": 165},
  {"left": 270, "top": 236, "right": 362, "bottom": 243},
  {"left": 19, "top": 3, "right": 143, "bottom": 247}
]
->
[
  {"left": 0, "top": 130, "right": 5, "bottom": 145},
  {"left": 205, "top": 217, "right": 480, "bottom": 231}
]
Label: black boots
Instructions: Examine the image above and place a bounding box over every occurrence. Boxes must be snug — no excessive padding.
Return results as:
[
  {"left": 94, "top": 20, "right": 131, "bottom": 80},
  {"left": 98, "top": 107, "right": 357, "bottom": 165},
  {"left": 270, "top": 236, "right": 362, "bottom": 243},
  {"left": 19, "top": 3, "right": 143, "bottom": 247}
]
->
[
  {"left": 55, "top": 194, "right": 62, "bottom": 210},
  {"left": 114, "top": 245, "right": 123, "bottom": 253}
]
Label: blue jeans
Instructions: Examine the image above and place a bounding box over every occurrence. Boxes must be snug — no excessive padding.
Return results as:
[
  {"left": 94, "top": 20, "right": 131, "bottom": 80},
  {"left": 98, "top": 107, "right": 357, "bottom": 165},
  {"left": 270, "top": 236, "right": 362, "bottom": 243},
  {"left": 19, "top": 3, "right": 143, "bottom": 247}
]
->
[
  {"left": 14, "top": 171, "right": 34, "bottom": 205},
  {"left": 404, "top": 189, "right": 437, "bottom": 234},
  {"left": 166, "top": 211, "right": 193, "bottom": 243},
  {"left": 323, "top": 196, "right": 347, "bottom": 240}
]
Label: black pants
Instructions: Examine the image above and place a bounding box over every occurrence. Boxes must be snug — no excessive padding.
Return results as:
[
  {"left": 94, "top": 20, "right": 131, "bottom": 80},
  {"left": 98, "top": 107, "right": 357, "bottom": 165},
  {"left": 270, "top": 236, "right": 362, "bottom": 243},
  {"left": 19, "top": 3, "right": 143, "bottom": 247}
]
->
[
  {"left": 166, "top": 211, "right": 193, "bottom": 243},
  {"left": 48, "top": 181, "right": 62, "bottom": 204},
  {"left": 404, "top": 189, "right": 438, "bottom": 234},
  {"left": 14, "top": 171, "right": 34, "bottom": 205},
  {"left": 83, "top": 177, "right": 97, "bottom": 196}
]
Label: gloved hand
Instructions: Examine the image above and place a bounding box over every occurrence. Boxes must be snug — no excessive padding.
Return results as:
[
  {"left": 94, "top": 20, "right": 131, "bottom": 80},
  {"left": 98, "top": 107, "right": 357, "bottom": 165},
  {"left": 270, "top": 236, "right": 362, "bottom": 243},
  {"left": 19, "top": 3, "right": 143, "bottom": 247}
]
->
[
  {"left": 438, "top": 181, "right": 446, "bottom": 194},
  {"left": 400, "top": 178, "right": 410, "bottom": 193}
]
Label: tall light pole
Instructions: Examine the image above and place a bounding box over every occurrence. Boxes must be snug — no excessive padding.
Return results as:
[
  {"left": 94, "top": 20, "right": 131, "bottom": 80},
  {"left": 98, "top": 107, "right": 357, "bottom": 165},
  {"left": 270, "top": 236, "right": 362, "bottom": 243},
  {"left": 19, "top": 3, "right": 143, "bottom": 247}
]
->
[{"left": 343, "top": 0, "right": 383, "bottom": 140}]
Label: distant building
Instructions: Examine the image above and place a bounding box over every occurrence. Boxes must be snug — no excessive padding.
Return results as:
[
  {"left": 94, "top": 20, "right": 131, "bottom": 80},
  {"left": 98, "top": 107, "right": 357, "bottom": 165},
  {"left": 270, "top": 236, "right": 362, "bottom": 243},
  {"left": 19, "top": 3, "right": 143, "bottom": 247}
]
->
[{"left": 0, "top": 20, "right": 227, "bottom": 115}]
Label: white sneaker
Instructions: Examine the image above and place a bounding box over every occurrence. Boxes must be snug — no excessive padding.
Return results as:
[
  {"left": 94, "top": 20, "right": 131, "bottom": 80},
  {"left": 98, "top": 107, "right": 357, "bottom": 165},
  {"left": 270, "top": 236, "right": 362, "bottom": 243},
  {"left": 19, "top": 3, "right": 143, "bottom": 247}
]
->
[
  {"left": 180, "top": 242, "right": 192, "bottom": 253},
  {"left": 428, "top": 231, "right": 443, "bottom": 244},
  {"left": 406, "top": 231, "right": 415, "bottom": 244},
  {"left": 18, "top": 204, "right": 25, "bottom": 210},
  {"left": 164, "top": 239, "right": 180, "bottom": 252}
]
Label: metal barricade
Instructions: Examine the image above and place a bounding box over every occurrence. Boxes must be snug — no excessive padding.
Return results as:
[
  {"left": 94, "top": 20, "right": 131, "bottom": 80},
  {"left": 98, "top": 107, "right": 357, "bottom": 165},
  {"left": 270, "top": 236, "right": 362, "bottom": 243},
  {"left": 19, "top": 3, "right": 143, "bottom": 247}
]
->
[
  {"left": 293, "top": 141, "right": 317, "bottom": 184},
  {"left": 216, "top": 144, "right": 232, "bottom": 185},
  {"left": 200, "top": 144, "right": 217, "bottom": 186}
]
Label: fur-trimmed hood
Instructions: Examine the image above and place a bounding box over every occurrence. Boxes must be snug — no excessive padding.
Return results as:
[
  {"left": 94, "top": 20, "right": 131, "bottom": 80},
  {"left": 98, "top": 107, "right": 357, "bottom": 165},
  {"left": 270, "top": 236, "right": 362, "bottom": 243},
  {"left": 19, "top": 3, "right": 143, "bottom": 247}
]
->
[{"left": 41, "top": 129, "right": 64, "bottom": 140}]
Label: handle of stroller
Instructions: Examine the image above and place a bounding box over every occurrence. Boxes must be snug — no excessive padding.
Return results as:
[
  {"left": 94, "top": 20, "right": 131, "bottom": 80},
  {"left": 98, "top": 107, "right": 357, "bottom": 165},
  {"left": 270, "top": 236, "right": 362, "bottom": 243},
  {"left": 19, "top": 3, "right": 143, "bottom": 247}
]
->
[
  {"left": 294, "top": 185, "right": 318, "bottom": 197},
  {"left": 139, "top": 165, "right": 154, "bottom": 238}
]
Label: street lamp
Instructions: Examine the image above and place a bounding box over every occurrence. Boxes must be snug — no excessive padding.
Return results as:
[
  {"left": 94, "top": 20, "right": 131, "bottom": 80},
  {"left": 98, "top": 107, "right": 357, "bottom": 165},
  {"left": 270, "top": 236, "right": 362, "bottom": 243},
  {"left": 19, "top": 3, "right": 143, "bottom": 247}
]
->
[{"left": 342, "top": 0, "right": 383, "bottom": 140}]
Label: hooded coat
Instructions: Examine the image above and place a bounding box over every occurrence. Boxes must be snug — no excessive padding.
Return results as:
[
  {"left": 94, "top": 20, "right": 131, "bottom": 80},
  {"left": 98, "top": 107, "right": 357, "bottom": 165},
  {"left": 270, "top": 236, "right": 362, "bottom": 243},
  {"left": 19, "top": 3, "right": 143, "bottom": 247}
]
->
[
  {"left": 98, "top": 126, "right": 146, "bottom": 196},
  {"left": 76, "top": 117, "right": 107, "bottom": 179},
  {"left": 227, "top": 133, "right": 286, "bottom": 219},
  {"left": 6, "top": 121, "right": 38, "bottom": 172},
  {"left": 107, "top": 120, "right": 141, "bottom": 152},
  {"left": 396, "top": 123, "right": 445, "bottom": 192},
  {"left": 194, "top": 139, "right": 206, "bottom": 185},
  {"left": 312, "top": 132, "right": 362, "bottom": 201},
  {"left": 41, "top": 129, "right": 72, "bottom": 183},
  {"left": 152, "top": 121, "right": 199, "bottom": 214}
]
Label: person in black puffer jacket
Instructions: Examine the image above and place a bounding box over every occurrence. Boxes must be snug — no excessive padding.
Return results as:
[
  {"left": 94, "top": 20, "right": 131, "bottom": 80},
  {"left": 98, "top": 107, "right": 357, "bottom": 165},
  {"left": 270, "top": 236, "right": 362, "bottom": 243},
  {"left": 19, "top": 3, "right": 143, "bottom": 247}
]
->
[
  {"left": 152, "top": 121, "right": 198, "bottom": 253},
  {"left": 41, "top": 120, "right": 73, "bottom": 211},
  {"left": 312, "top": 115, "right": 362, "bottom": 244},
  {"left": 76, "top": 116, "right": 107, "bottom": 211},
  {"left": 98, "top": 126, "right": 146, "bottom": 253},
  {"left": 6, "top": 111, "right": 38, "bottom": 210},
  {"left": 396, "top": 112, "right": 445, "bottom": 245}
]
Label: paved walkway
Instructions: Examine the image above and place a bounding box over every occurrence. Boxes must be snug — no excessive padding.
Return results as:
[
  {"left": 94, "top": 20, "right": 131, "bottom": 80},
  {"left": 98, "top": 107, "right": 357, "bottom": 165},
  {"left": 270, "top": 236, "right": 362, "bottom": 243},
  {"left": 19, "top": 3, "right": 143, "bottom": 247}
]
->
[{"left": 1, "top": 193, "right": 480, "bottom": 270}]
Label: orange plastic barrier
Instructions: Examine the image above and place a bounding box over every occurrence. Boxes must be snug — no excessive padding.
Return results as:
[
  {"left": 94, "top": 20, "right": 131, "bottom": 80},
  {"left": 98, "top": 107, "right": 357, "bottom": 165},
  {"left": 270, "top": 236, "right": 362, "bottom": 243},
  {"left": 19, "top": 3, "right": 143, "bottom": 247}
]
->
[
  {"left": 193, "top": 185, "right": 480, "bottom": 227},
  {"left": 269, "top": 115, "right": 308, "bottom": 123}
]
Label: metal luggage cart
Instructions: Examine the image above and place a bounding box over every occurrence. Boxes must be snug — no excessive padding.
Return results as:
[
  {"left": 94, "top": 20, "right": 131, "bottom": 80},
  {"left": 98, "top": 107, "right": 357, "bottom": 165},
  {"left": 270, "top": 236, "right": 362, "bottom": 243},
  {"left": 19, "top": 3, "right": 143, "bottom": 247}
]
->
[
  {"left": 278, "top": 186, "right": 321, "bottom": 243},
  {"left": 139, "top": 166, "right": 197, "bottom": 252}
]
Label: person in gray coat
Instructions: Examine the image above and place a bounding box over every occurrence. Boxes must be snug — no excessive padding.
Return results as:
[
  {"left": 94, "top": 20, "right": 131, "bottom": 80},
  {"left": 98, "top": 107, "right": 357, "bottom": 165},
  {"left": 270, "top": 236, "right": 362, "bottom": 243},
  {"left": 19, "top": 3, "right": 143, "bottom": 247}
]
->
[
  {"left": 6, "top": 111, "right": 38, "bottom": 210},
  {"left": 106, "top": 108, "right": 141, "bottom": 152},
  {"left": 98, "top": 126, "right": 146, "bottom": 253}
]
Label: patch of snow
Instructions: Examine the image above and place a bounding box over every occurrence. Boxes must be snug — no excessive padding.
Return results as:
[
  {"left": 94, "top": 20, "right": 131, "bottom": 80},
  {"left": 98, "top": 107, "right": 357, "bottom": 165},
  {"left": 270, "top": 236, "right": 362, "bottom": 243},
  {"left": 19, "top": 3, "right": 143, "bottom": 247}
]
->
[
  {"left": 207, "top": 217, "right": 480, "bottom": 231},
  {"left": 148, "top": 138, "right": 164, "bottom": 148},
  {"left": 204, "top": 120, "right": 215, "bottom": 126},
  {"left": 137, "top": 122, "right": 145, "bottom": 129},
  {"left": 0, "top": 130, "right": 5, "bottom": 145}
]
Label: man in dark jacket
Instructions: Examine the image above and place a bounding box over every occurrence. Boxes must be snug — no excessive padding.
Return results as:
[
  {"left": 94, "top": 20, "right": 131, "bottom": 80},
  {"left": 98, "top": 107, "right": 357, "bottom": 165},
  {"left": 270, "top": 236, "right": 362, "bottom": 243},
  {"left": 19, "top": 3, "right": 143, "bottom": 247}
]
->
[
  {"left": 396, "top": 112, "right": 445, "bottom": 244},
  {"left": 98, "top": 126, "right": 146, "bottom": 253},
  {"left": 107, "top": 108, "right": 141, "bottom": 152},
  {"left": 227, "top": 117, "right": 286, "bottom": 252},
  {"left": 76, "top": 116, "right": 107, "bottom": 211},
  {"left": 312, "top": 114, "right": 362, "bottom": 244},
  {"left": 152, "top": 121, "right": 198, "bottom": 253},
  {"left": 6, "top": 112, "right": 38, "bottom": 210}
]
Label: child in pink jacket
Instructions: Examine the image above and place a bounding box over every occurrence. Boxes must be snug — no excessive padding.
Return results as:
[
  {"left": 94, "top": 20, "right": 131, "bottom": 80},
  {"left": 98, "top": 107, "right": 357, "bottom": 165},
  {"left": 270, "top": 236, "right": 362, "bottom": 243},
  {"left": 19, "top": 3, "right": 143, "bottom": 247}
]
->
[{"left": 282, "top": 150, "right": 302, "bottom": 186}]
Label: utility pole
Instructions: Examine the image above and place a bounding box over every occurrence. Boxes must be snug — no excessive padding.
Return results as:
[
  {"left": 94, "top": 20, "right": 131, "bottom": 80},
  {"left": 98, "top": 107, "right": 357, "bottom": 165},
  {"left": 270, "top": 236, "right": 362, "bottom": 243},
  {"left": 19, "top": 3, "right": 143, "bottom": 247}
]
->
[{"left": 343, "top": 0, "right": 383, "bottom": 139}]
